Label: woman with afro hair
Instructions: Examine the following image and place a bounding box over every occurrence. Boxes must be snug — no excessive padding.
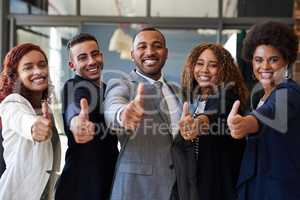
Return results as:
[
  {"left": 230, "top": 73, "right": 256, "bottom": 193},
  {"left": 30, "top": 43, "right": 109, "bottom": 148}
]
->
[{"left": 227, "top": 21, "right": 300, "bottom": 200}]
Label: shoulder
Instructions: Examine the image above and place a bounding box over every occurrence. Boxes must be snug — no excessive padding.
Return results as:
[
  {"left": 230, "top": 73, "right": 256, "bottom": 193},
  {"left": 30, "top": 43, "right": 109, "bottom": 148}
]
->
[
  {"left": 0, "top": 93, "right": 33, "bottom": 114},
  {"left": 0, "top": 93, "right": 30, "bottom": 105}
]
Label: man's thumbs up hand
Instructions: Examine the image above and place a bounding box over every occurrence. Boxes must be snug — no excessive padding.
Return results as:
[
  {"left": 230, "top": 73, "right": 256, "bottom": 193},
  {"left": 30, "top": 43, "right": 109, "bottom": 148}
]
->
[
  {"left": 120, "top": 83, "right": 145, "bottom": 130},
  {"left": 70, "top": 98, "right": 95, "bottom": 144}
]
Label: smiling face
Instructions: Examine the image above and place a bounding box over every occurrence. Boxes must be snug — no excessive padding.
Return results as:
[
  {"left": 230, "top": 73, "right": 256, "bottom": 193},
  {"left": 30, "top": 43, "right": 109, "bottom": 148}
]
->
[
  {"left": 69, "top": 40, "right": 103, "bottom": 84},
  {"left": 131, "top": 30, "right": 168, "bottom": 80},
  {"left": 252, "top": 45, "right": 287, "bottom": 90},
  {"left": 17, "top": 50, "right": 48, "bottom": 93},
  {"left": 193, "top": 49, "right": 220, "bottom": 88}
]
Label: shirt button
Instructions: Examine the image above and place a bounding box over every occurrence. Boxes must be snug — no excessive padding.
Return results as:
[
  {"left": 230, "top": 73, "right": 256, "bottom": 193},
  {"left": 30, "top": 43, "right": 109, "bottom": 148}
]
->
[{"left": 169, "top": 164, "right": 174, "bottom": 169}]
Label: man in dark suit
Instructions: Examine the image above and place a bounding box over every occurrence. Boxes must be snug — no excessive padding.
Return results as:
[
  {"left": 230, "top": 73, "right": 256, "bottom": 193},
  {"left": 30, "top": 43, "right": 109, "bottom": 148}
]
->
[{"left": 55, "top": 33, "right": 118, "bottom": 200}]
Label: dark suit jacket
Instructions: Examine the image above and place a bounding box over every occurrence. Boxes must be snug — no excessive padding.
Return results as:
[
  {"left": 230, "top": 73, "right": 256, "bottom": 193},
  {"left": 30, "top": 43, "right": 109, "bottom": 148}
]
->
[
  {"left": 190, "top": 88, "right": 245, "bottom": 200},
  {"left": 237, "top": 79, "right": 300, "bottom": 200},
  {"left": 55, "top": 75, "right": 119, "bottom": 200}
]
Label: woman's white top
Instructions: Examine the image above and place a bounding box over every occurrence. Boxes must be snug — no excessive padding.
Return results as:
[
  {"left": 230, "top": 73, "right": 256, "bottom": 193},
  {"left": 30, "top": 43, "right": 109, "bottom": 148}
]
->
[{"left": 0, "top": 94, "right": 53, "bottom": 200}]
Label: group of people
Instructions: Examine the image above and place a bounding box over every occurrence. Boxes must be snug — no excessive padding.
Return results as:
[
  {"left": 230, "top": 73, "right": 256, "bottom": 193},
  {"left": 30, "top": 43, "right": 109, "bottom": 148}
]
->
[{"left": 0, "top": 20, "right": 299, "bottom": 200}]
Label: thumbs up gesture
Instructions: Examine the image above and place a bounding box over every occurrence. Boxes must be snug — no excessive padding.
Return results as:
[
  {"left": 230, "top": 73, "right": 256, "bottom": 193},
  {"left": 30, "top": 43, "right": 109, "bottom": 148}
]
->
[
  {"left": 227, "top": 100, "right": 247, "bottom": 139},
  {"left": 179, "top": 102, "right": 198, "bottom": 141},
  {"left": 70, "top": 98, "right": 95, "bottom": 144},
  {"left": 120, "top": 83, "right": 144, "bottom": 130},
  {"left": 227, "top": 100, "right": 260, "bottom": 139},
  {"left": 31, "top": 101, "right": 53, "bottom": 142}
]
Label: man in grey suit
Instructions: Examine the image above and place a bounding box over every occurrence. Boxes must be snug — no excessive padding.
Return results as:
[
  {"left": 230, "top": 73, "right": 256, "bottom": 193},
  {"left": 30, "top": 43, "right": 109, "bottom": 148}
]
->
[{"left": 104, "top": 27, "right": 199, "bottom": 200}]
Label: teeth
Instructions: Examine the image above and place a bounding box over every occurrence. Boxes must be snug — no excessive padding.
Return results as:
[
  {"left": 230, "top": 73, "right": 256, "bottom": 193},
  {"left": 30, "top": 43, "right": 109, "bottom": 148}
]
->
[
  {"left": 32, "top": 77, "right": 45, "bottom": 84},
  {"left": 87, "top": 67, "right": 98, "bottom": 72},
  {"left": 198, "top": 76, "right": 210, "bottom": 81},
  {"left": 261, "top": 72, "right": 273, "bottom": 79},
  {"left": 144, "top": 60, "right": 157, "bottom": 65}
]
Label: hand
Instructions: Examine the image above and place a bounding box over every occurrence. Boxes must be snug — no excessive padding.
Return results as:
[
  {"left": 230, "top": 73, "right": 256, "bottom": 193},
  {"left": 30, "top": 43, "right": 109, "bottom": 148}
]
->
[
  {"left": 227, "top": 100, "right": 247, "bottom": 139},
  {"left": 70, "top": 98, "right": 95, "bottom": 144},
  {"left": 195, "top": 114, "right": 210, "bottom": 135},
  {"left": 31, "top": 101, "right": 52, "bottom": 142},
  {"left": 179, "top": 102, "right": 198, "bottom": 141},
  {"left": 120, "top": 83, "right": 144, "bottom": 130}
]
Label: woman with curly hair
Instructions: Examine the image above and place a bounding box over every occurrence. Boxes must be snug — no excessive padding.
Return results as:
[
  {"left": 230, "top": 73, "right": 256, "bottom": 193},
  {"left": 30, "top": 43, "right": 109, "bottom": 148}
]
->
[
  {"left": 0, "top": 43, "right": 60, "bottom": 200},
  {"left": 181, "top": 43, "right": 249, "bottom": 200},
  {"left": 227, "top": 21, "right": 300, "bottom": 200}
]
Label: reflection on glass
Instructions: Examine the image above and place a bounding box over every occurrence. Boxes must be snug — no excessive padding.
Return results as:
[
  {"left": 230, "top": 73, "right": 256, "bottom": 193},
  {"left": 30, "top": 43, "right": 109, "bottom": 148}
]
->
[
  {"left": 81, "top": 0, "right": 146, "bottom": 16},
  {"left": 10, "top": 0, "right": 76, "bottom": 15},
  {"left": 151, "top": 0, "right": 218, "bottom": 17},
  {"left": 223, "top": 0, "right": 238, "bottom": 17}
]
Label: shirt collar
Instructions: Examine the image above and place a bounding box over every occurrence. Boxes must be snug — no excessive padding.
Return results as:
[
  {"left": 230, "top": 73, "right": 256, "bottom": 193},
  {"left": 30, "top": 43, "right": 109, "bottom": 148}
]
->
[{"left": 135, "top": 69, "right": 165, "bottom": 84}]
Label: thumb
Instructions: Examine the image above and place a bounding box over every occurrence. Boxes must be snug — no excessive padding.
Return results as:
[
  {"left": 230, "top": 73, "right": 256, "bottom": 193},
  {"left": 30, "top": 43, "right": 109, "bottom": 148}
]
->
[
  {"left": 135, "top": 83, "right": 144, "bottom": 105},
  {"left": 228, "top": 100, "right": 240, "bottom": 120},
  {"left": 181, "top": 102, "right": 189, "bottom": 120},
  {"left": 42, "top": 101, "right": 49, "bottom": 119},
  {"left": 79, "top": 98, "right": 89, "bottom": 120}
]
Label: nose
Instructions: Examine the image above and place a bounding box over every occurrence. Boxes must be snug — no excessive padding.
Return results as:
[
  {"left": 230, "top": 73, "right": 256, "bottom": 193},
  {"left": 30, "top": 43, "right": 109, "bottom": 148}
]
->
[
  {"left": 145, "top": 46, "right": 155, "bottom": 56},
  {"left": 88, "top": 55, "right": 97, "bottom": 65},
  {"left": 200, "top": 64, "right": 209, "bottom": 73},
  {"left": 260, "top": 60, "right": 272, "bottom": 70}
]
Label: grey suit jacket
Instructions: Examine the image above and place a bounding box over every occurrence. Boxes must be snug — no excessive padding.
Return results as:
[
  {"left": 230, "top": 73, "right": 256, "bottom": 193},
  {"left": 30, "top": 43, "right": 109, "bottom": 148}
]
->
[{"left": 104, "top": 70, "right": 198, "bottom": 200}]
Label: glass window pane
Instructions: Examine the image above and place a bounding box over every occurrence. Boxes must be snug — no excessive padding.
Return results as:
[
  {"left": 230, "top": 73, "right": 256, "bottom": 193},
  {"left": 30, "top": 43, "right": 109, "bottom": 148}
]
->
[
  {"left": 10, "top": 0, "right": 76, "bottom": 15},
  {"left": 235, "top": 0, "right": 293, "bottom": 17},
  {"left": 151, "top": 0, "right": 218, "bottom": 17},
  {"left": 81, "top": 0, "right": 146, "bottom": 16},
  {"left": 223, "top": 0, "right": 238, "bottom": 17}
]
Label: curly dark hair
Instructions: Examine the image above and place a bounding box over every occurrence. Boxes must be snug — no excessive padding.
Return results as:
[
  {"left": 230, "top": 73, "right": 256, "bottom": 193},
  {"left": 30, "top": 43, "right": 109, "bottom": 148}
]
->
[
  {"left": 181, "top": 43, "right": 249, "bottom": 106},
  {"left": 242, "top": 21, "right": 298, "bottom": 66},
  {"left": 0, "top": 43, "right": 49, "bottom": 103}
]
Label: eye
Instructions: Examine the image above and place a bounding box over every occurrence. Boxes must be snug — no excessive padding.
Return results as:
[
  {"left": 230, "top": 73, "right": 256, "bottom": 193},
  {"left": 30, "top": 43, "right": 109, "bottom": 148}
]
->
[
  {"left": 22, "top": 64, "right": 33, "bottom": 71},
  {"left": 208, "top": 62, "right": 218, "bottom": 68},
  {"left": 91, "top": 51, "right": 100, "bottom": 58},
  {"left": 38, "top": 61, "right": 48, "bottom": 68},
  {"left": 269, "top": 57, "right": 279, "bottom": 64},
  {"left": 153, "top": 43, "right": 163, "bottom": 49},
  {"left": 137, "top": 44, "right": 146, "bottom": 50},
  {"left": 254, "top": 57, "right": 263, "bottom": 63},
  {"left": 195, "top": 61, "right": 204, "bottom": 67},
  {"left": 78, "top": 55, "right": 88, "bottom": 61}
]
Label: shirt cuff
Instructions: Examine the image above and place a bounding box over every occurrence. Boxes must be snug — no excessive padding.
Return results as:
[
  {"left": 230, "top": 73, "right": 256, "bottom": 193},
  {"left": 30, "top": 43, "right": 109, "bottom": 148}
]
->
[{"left": 116, "top": 106, "right": 125, "bottom": 127}]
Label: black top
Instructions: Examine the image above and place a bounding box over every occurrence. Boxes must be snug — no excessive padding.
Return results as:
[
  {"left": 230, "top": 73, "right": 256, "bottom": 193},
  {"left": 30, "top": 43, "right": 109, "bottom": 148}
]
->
[
  {"left": 55, "top": 75, "right": 118, "bottom": 200},
  {"left": 191, "top": 89, "right": 245, "bottom": 200}
]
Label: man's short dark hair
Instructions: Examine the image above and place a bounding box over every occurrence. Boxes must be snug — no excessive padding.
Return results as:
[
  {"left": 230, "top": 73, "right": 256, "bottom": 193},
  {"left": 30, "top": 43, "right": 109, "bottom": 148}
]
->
[
  {"left": 133, "top": 27, "right": 166, "bottom": 46},
  {"left": 67, "top": 33, "right": 99, "bottom": 50}
]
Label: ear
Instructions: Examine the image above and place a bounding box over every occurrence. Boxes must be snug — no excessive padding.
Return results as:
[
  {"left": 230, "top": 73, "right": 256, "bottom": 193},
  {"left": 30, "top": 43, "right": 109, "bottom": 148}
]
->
[
  {"left": 68, "top": 61, "right": 75, "bottom": 71},
  {"left": 130, "top": 50, "right": 134, "bottom": 60}
]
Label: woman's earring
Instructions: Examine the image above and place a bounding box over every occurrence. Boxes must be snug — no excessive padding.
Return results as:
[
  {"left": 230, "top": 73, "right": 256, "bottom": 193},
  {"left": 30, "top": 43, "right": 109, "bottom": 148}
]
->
[{"left": 284, "top": 66, "right": 289, "bottom": 79}]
